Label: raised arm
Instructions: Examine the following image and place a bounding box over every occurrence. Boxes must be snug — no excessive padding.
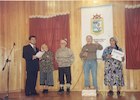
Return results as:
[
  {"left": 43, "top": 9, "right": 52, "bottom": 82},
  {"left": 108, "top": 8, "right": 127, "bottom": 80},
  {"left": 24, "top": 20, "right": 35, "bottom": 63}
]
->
[{"left": 96, "top": 43, "right": 103, "bottom": 50}]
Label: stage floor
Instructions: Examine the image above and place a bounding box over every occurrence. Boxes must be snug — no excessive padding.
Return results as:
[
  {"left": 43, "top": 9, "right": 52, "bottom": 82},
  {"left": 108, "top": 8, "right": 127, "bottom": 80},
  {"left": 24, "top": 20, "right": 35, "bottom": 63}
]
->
[{"left": 0, "top": 91, "right": 140, "bottom": 100}]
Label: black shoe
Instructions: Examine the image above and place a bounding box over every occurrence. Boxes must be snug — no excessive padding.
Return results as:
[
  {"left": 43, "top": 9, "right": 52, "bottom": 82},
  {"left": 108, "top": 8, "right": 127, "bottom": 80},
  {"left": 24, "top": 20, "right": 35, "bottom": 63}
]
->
[
  {"left": 31, "top": 91, "right": 39, "bottom": 96},
  {"left": 25, "top": 92, "right": 32, "bottom": 96},
  {"left": 108, "top": 90, "right": 114, "bottom": 96},
  {"left": 117, "top": 91, "right": 121, "bottom": 97},
  {"left": 43, "top": 89, "right": 48, "bottom": 94},
  {"left": 57, "top": 87, "right": 64, "bottom": 94},
  {"left": 66, "top": 88, "right": 70, "bottom": 95}
]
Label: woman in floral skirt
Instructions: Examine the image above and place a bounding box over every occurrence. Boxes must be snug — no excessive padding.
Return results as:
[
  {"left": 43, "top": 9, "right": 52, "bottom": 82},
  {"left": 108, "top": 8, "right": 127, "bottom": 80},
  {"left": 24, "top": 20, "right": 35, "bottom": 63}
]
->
[{"left": 102, "top": 37, "right": 124, "bottom": 96}]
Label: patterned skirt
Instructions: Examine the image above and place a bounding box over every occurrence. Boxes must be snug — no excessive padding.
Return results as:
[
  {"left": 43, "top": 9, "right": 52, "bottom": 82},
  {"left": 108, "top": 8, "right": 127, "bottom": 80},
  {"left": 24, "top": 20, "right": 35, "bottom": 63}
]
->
[{"left": 104, "top": 59, "right": 124, "bottom": 86}]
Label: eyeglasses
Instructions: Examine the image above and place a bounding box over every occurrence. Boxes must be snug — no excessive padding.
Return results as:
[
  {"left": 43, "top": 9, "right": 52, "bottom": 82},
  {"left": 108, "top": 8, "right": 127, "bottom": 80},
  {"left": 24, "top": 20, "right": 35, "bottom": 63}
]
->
[{"left": 60, "top": 43, "right": 66, "bottom": 44}]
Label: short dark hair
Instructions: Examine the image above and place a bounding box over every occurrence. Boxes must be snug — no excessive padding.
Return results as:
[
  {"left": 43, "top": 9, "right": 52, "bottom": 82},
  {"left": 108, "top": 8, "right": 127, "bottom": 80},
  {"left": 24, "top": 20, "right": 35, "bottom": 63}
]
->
[{"left": 29, "top": 35, "right": 36, "bottom": 40}]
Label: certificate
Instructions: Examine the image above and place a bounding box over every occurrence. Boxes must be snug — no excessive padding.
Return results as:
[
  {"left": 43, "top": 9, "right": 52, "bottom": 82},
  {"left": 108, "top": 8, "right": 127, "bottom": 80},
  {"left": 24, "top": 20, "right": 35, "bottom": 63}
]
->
[
  {"left": 35, "top": 51, "right": 45, "bottom": 58},
  {"left": 111, "top": 49, "right": 124, "bottom": 61}
]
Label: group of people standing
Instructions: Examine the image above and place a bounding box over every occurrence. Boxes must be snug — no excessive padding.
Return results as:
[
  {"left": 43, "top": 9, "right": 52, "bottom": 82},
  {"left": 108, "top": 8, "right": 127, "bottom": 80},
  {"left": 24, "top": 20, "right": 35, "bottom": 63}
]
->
[
  {"left": 80, "top": 35, "right": 124, "bottom": 97},
  {"left": 23, "top": 35, "right": 124, "bottom": 97},
  {"left": 23, "top": 36, "right": 74, "bottom": 96}
]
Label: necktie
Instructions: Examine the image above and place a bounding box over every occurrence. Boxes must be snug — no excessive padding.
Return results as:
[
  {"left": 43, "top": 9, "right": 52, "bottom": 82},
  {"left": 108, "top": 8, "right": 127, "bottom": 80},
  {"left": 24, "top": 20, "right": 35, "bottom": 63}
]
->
[{"left": 33, "top": 46, "right": 36, "bottom": 52}]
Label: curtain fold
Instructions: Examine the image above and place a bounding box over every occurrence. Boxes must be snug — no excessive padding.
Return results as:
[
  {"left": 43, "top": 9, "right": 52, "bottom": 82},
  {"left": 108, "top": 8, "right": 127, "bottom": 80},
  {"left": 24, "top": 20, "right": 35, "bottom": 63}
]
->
[
  {"left": 125, "top": 5, "right": 140, "bottom": 69},
  {"left": 29, "top": 14, "right": 70, "bottom": 69}
]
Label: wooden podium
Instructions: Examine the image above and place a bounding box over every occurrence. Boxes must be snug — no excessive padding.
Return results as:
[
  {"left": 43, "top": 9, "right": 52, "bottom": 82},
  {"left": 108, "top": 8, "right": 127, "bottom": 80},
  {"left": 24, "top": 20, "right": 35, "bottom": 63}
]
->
[{"left": 82, "top": 89, "right": 97, "bottom": 96}]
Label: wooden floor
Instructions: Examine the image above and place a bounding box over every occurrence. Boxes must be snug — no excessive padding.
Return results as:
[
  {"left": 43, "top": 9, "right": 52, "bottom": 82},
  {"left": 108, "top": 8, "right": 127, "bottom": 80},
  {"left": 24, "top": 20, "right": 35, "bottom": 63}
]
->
[{"left": 0, "top": 91, "right": 140, "bottom": 100}]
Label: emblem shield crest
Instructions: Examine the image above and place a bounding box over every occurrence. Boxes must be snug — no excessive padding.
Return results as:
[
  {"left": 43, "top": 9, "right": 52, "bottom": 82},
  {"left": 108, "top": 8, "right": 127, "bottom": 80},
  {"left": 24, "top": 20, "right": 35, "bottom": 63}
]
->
[{"left": 91, "top": 14, "right": 104, "bottom": 35}]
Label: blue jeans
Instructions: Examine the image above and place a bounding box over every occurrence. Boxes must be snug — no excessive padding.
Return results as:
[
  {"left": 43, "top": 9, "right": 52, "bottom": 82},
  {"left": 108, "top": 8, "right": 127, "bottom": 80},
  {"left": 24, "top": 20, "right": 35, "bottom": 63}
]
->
[{"left": 83, "top": 60, "right": 98, "bottom": 90}]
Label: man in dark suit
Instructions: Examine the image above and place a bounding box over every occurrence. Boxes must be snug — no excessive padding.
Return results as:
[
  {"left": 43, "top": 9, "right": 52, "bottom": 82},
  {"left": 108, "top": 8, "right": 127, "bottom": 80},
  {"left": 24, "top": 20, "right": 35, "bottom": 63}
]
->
[{"left": 23, "top": 35, "right": 39, "bottom": 96}]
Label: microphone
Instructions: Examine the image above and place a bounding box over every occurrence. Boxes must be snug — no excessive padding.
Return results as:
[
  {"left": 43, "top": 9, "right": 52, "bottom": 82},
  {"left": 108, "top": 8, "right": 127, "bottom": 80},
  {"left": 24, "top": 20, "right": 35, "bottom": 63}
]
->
[
  {"left": 13, "top": 42, "right": 16, "bottom": 46},
  {"left": 83, "top": 49, "right": 88, "bottom": 58},
  {"left": 2, "top": 67, "right": 5, "bottom": 71},
  {"left": 2, "top": 43, "right": 15, "bottom": 71},
  {"left": 86, "top": 49, "right": 88, "bottom": 52}
]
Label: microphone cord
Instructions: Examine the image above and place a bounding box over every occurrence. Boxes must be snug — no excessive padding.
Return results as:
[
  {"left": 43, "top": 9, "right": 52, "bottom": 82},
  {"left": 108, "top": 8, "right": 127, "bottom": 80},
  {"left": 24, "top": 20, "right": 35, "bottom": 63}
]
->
[{"left": 71, "top": 67, "right": 83, "bottom": 90}]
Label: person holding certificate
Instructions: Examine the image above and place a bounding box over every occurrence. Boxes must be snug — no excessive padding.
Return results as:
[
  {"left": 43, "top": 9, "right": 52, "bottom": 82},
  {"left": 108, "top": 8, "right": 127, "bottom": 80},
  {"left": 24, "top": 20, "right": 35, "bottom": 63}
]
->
[
  {"left": 23, "top": 35, "right": 39, "bottom": 96},
  {"left": 102, "top": 37, "right": 124, "bottom": 97},
  {"left": 39, "top": 44, "right": 54, "bottom": 94}
]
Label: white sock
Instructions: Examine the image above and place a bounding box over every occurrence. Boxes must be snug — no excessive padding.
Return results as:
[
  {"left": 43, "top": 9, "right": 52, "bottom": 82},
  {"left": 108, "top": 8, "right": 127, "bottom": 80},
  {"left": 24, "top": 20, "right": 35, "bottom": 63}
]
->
[
  {"left": 66, "top": 83, "right": 71, "bottom": 88},
  {"left": 60, "top": 84, "right": 64, "bottom": 88}
]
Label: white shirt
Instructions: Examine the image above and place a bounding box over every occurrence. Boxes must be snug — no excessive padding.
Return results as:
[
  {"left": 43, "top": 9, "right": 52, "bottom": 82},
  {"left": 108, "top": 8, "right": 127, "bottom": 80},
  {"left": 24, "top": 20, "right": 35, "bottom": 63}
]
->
[
  {"left": 29, "top": 43, "right": 37, "bottom": 52},
  {"left": 29, "top": 43, "right": 34, "bottom": 48}
]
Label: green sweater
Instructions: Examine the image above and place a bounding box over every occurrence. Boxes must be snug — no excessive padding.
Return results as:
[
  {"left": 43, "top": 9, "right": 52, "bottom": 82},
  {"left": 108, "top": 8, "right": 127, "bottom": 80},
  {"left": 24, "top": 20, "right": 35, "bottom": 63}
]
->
[
  {"left": 55, "top": 47, "right": 74, "bottom": 67},
  {"left": 80, "top": 43, "right": 103, "bottom": 61}
]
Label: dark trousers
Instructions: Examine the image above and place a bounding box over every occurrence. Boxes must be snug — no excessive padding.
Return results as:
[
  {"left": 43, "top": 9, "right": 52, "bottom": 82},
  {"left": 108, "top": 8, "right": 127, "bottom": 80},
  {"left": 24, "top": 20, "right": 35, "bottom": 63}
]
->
[
  {"left": 25, "top": 70, "right": 38, "bottom": 94},
  {"left": 58, "top": 67, "right": 71, "bottom": 84}
]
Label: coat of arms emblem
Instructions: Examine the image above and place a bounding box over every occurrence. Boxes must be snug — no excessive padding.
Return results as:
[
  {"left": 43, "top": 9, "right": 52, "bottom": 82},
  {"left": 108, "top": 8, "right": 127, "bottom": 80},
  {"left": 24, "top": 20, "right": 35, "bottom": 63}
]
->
[{"left": 91, "top": 14, "right": 104, "bottom": 35}]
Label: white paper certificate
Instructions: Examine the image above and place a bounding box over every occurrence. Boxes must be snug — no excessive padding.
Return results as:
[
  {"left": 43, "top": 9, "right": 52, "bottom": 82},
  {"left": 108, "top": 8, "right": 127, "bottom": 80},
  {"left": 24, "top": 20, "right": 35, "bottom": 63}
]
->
[
  {"left": 35, "top": 51, "right": 45, "bottom": 58},
  {"left": 111, "top": 49, "right": 124, "bottom": 61}
]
